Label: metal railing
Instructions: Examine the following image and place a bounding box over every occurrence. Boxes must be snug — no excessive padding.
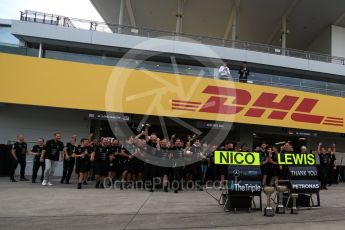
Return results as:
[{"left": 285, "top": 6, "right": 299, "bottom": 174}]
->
[{"left": 19, "top": 10, "right": 345, "bottom": 66}]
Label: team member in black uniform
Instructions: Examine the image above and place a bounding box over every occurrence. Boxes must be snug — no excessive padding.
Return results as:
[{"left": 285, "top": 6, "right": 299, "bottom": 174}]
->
[
  {"left": 119, "top": 137, "right": 135, "bottom": 189},
  {"left": 328, "top": 144, "right": 336, "bottom": 186},
  {"left": 30, "top": 138, "right": 46, "bottom": 183},
  {"left": 171, "top": 138, "right": 184, "bottom": 193},
  {"left": 91, "top": 138, "right": 112, "bottom": 188},
  {"left": 108, "top": 152, "right": 117, "bottom": 184},
  {"left": 87, "top": 138, "right": 99, "bottom": 181},
  {"left": 218, "top": 143, "right": 234, "bottom": 184},
  {"left": 110, "top": 139, "right": 122, "bottom": 181},
  {"left": 41, "top": 132, "right": 64, "bottom": 186},
  {"left": 206, "top": 144, "right": 218, "bottom": 183},
  {"left": 200, "top": 143, "right": 209, "bottom": 186},
  {"left": 265, "top": 146, "right": 279, "bottom": 187},
  {"left": 124, "top": 136, "right": 137, "bottom": 185},
  {"left": 187, "top": 138, "right": 203, "bottom": 190},
  {"left": 159, "top": 138, "right": 172, "bottom": 192},
  {"left": 259, "top": 143, "right": 268, "bottom": 186},
  {"left": 73, "top": 138, "right": 91, "bottom": 189},
  {"left": 317, "top": 142, "right": 331, "bottom": 189},
  {"left": 61, "top": 137, "right": 77, "bottom": 184},
  {"left": 130, "top": 139, "right": 146, "bottom": 186},
  {"left": 133, "top": 133, "right": 146, "bottom": 186},
  {"left": 277, "top": 142, "right": 293, "bottom": 180},
  {"left": 144, "top": 124, "right": 160, "bottom": 192},
  {"left": 9, "top": 134, "right": 29, "bottom": 182}
]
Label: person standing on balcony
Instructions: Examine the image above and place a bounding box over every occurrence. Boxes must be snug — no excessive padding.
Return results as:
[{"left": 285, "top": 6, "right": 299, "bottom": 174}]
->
[
  {"left": 238, "top": 62, "right": 250, "bottom": 83},
  {"left": 218, "top": 61, "right": 231, "bottom": 80}
]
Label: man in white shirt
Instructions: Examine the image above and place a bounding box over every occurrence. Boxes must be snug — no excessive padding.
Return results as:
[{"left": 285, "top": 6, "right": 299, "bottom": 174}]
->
[{"left": 218, "top": 61, "right": 231, "bottom": 79}]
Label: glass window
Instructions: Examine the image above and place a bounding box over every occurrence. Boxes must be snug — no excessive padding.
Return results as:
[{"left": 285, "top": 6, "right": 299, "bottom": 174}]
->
[{"left": 0, "top": 26, "right": 20, "bottom": 45}]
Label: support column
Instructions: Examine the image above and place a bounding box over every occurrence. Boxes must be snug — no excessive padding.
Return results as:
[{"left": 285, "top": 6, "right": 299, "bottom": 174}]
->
[
  {"left": 118, "top": 0, "right": 125, "bottom": 33},
  {"left": 38, "top": 43, "right": 43, "bottom": 58},
  {"left": 282, "top": 15, "right": 287, "bottom": 55},
  {"left": 175, "top": 0, "right": 183, "bottom": 33},
  {"left": 231, "top": 6, "right": 237, "bottom": 41}
]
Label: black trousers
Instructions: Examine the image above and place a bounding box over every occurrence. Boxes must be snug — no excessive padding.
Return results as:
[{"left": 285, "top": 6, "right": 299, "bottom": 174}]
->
[
  {"left": 328, "top": 166, "right": 335, "bottom": 185},
  {"left": 320, "top": 165, "right": 329, "bottom": 188},
  {"left": 172, "top": 166, "right": 183, "bottom": 190},
  {"left": 61, "top": 158, "right": 75, "bottom": 182},
  {"left": 9, "top": 156, "right": 26, "bottom": 180},
  {"left": 32, "top": 159, "right": 45, "bottom": 181},
  {"left": 185, "top": 162, "right": 201, "bottom": 182},
  {"left": 144, "top": 163, "right": 156, "bottom": 189}
]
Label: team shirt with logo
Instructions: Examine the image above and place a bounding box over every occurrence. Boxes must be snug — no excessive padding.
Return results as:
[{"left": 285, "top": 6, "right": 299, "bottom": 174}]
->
[
  {"left": 31, "top": 145, "right": 45, "bottom": 161},
  {"left": 12, "top": 142, "right": 27, "bottom": 158},
  {"left": 65, "top": 142, "right": 76, "bottom": 157},
  {"left": 74, "top": 145, "right": 92, "bottom": 172},
  {"left": 45, "top": 139, "right": 64, "bottom": 161},
  {"left": 93, "top": 145, "right": 112, "bottom": 162}
]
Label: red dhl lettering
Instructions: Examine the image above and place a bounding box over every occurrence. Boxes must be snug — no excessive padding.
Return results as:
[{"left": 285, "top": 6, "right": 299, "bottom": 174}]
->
[{"left": 171, "top": 85, "right": 344, "bottom": 127}]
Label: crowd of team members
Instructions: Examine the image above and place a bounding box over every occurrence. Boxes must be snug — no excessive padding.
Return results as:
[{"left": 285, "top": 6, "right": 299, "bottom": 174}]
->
[{"left": 10, "top": 126, "right": 338, "bottom": 192}]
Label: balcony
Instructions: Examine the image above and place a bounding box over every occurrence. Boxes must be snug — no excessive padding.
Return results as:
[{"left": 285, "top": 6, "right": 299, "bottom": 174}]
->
[{"left": 19, "top": 10, "right": 345, "bottom": 66}]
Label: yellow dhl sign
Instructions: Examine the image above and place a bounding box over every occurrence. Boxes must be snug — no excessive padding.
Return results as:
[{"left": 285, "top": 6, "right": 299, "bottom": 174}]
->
[
  {"left": 214, "top": 151, "right": 261, "bottom": 166},
  {"left": 0, "top": 53, "right": 345, "bottom": 133}
]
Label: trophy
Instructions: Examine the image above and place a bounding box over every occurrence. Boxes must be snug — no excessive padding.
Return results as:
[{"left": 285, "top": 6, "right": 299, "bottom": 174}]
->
[
  {"left": 275, "top": 185, "right": 288, "bottom": 214},
  {"left": 290, "top": 193, "right": 299, "bottom": 214},
  {"left": 263, "top": 186, "right": 275, "bottom": 216}
]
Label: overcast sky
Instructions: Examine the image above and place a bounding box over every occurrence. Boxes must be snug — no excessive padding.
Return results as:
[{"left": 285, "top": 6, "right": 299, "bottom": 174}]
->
[{"left": 0, "top": 0, "right": 104, "bottom": 21}]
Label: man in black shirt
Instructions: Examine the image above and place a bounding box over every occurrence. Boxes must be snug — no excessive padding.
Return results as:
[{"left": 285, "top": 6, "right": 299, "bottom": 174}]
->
[
  {"left": 259, "top": 143, "right": 268, "bottom": 186},
  {"left": 278, "top": 142, "right": 293, "bottom": 180},
  {"left": 187, "top": 138, "right": 203, "bottom": 191},
  {"left": 238, "top": 62, "right": 250, "bottom": 83},
  {"left": 73, "top": 138, "right": 92, "bottom": 189},
  {"left": 61, "top": 137, "right": 77, "bottom": 184},
  {"left": 144, "top": 124, "right": 160, "bottom": 192},
  {"left": 87, "top": 138, "right": 99, "bottom": 181},
  {"left": 119, "top": 137, "right": 135, "bottom": 189},
  {"left": 41, "top": 132, "right": 64, "bottom": 186},
  {"left": 171, "top": 138, "right": 184, "bottom": 193},
  {"left": 317, "top": 142, "right": 331, "bottom": 189},
  {"left": 110, "top": 139, "right": 122, "bottom": 181},
  {"left": 159, "top": 139, "right": 172, "bottom": 192},
  {"left": 30, "top": 138, "right": 45, "bottom": 183},
  {"left": 91, "top": 138, "right": 112, "bottom": 188},
  {"left": 218, "top": 143, "right": 234, "bottom": 184},
  {"left": 9, "top": 134, "right": 28, "bottom": 182},
  {"left": 265, "top": 146, "right": 279, "bottom": 187},
  {"left": 328, "top": 144, "right": 337, "bottom": 186}
]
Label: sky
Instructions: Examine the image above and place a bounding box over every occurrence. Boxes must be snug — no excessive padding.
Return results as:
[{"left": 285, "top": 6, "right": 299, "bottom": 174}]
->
[{"left": 0, "top": 0, "right": 104, "bottom": 21}]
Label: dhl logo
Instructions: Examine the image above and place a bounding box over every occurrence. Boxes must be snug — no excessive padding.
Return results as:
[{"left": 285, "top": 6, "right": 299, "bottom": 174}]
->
[{"left": 172, "top": 86, "right": 344, "bottom": 127}]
